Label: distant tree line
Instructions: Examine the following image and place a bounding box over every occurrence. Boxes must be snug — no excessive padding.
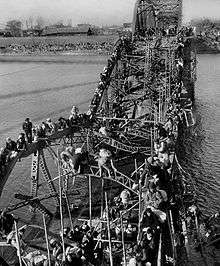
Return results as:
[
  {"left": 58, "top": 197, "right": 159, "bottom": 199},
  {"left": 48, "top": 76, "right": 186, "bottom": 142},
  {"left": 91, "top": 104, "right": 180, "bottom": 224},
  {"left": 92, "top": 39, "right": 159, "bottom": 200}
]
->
[
  {"left": 1, "top": 17, "right": 99, "bottom": 37},
  {"left": 190, "top": 18, "right": 220, "bottom": 33},
  {"left": 2, "top": 16, "right": 47, "bottom": 37}
]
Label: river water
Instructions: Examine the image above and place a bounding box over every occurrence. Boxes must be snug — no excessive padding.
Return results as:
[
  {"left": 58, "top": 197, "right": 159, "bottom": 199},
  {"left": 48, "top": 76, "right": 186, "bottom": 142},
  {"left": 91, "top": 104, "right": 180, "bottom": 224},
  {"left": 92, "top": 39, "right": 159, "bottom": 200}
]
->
[
  {"left": 0, "top": 54, "right": 219, "bottom": 219},
  {"left": 180, "top": 54, "right": 220, "bottom": 216}
]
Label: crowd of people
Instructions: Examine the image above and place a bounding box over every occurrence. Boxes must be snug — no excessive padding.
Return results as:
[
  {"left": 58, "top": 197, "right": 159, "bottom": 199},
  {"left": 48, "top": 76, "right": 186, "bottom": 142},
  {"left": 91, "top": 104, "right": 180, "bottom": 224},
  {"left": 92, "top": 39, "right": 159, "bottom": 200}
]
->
[
  {"left": 0, "top": 40, "right": 115, "bottom": 55},
  {"left": 0, "top": 213, "right": 102, "bottom": 265},
  {"left": 98, "top": 114, "right": 179, "bottom": 265},
  {"left": 84, "top": 30, "right": 193, "bottom": 265},
  {"left": 135, "top": 25, "right": 195, "bottom": 40},
  {"left": 88, "top": 37, "right": 132, "bottom": 115},
  {"left": 0, "top": 105, "right": 94, "bottom": 178}
]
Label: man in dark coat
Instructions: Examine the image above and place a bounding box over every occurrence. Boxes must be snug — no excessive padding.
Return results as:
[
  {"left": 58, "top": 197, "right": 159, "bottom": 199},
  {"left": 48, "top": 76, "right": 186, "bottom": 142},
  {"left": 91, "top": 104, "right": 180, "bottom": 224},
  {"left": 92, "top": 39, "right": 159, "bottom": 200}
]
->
[{"left": 22, "top": 118, "right": 32, "bottom": 143}]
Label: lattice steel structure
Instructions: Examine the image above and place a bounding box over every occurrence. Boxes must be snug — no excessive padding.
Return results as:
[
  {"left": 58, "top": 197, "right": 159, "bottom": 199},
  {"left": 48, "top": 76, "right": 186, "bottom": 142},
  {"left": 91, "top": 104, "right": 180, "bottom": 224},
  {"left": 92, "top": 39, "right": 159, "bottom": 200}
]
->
[{"left": 133, "top": 0, "right": 183, "bottom": 36}]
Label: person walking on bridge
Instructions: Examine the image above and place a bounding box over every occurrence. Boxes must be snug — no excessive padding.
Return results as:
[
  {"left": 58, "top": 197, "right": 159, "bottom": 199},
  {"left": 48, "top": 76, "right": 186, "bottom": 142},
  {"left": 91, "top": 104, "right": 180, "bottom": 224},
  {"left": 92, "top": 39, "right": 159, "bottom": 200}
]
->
[{"left": 22, "top": 118, "right": 32, "bottom": 143}]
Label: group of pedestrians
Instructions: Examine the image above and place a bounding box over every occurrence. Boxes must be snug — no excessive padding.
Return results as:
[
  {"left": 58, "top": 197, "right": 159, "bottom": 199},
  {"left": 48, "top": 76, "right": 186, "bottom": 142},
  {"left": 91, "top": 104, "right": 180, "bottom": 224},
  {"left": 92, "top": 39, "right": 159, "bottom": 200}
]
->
[
  {"left": 88, "top": 37, "right": 132, "bottom": 116},
  {"left": 0, "top": 106, "right": 93, "bottom": 178},
  {"left": 135, "top": 25, "right": 195, "bottom": 40}
]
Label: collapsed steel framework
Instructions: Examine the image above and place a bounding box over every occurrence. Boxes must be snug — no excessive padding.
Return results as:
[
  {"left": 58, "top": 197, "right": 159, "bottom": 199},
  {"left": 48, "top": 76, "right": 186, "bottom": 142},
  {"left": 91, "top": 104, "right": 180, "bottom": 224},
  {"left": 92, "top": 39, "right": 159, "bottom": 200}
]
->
[{"left": 0, "top": 0, "right": 200, "bottom": 265}]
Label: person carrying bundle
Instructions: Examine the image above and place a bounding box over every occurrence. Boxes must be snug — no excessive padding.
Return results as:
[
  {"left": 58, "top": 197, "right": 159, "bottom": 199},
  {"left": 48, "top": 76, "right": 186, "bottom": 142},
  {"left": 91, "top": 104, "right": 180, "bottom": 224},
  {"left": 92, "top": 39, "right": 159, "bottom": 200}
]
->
[
  {"left": 60, "top": 147, "right": 88, "bottom": 175},
  {"left": 96, "top": 148, "right": 113, "bottom": 177}
]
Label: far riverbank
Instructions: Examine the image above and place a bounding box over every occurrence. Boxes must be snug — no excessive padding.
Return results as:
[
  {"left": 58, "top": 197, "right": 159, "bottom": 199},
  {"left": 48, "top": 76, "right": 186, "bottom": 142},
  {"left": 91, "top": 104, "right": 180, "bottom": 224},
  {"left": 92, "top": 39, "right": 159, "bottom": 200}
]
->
[
  {"left": 195, "top": 36, "right": 220, "bottom": 54},
  {"left": 0, "top": 35, "right": 118, "bottom": 56}
]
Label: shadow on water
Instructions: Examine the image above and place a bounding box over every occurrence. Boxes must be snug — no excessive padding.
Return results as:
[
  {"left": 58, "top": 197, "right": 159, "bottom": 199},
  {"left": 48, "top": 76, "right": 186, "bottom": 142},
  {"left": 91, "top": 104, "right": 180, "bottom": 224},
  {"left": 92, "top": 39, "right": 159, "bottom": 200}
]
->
[{"left": 0, "top": 81, "right": 97, "bottom": 100}]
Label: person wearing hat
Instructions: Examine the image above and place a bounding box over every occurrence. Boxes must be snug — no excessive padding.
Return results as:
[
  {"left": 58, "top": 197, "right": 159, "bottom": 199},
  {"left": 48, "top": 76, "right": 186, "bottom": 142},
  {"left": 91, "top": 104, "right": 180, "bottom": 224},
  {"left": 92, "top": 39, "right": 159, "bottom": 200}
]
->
[{"left": 22, "top": 118, "right": 33, "bottom": 143}]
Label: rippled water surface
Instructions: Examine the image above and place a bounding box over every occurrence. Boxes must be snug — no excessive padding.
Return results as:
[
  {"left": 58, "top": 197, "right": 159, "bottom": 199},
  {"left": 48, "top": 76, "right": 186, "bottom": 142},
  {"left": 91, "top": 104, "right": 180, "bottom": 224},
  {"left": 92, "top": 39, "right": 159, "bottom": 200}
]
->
[
  {"left": 0, "top": 54, "right": 219, "bottom": 219},
  {"left": 180, "top": 54, "right": 220, "bottom": 215}
]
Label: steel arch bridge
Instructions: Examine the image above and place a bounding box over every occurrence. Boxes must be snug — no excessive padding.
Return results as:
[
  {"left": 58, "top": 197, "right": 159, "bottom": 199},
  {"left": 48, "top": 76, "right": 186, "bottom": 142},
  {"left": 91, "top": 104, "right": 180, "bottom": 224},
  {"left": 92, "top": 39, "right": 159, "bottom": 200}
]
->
[
  {"left": 0, "top": 1, "right": 202, "bottom": 265},
  {"left": 0, "top": 0, "right": 196, "bottom": 246}
]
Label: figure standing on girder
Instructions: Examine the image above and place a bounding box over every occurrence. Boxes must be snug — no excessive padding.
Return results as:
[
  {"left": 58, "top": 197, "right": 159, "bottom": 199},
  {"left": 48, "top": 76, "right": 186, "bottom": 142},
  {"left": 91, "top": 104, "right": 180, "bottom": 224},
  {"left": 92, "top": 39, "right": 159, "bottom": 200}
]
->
[
  {"left": 69, "top": 106, "right": 79, "bottom": 127},
  {"left": 96, "top": 148, "right": 113, "bottom": 177},
  {"left": 22, "top": 118, "right": 33, "bottom": 143}
]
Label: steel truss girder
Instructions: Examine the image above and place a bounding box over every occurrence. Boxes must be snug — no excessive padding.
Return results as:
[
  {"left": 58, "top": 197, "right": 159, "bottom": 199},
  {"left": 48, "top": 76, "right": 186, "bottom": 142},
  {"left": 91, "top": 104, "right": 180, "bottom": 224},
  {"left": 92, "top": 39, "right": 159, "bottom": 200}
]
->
[
  {"left": 16, "top": 193, "right": 53, "bottom": 218},
  {"left": 89, "top": 165, "right": 139, "bottom": 195},
  {"left": 94, "top": 132, "right": 151, "bottom": 155},
  {"left": 39, "top": 150, "right": 59, "bottom": 207},
  {"left": 29, "top": 130, "right": 88, "bottom": 215}
]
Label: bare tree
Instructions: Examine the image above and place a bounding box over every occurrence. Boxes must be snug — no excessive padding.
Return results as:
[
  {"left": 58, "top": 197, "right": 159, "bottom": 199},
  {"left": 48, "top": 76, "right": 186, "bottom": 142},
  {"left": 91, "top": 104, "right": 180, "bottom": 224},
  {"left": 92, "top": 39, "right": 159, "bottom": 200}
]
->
[
  {"left": 67, "top": 19, "right": 72, "bottom": 27},
  {"left": 28, "top": 16, "right": 34, "bottom": 29},
  {"left": 35, "top": 16, "right": 46, "bottom": 30},
  {"left": 5, "top": 20, "right": 22, "bottom": 37},
  {"left": 25, "top": 20, "right": 29, "bottom": 30}
]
